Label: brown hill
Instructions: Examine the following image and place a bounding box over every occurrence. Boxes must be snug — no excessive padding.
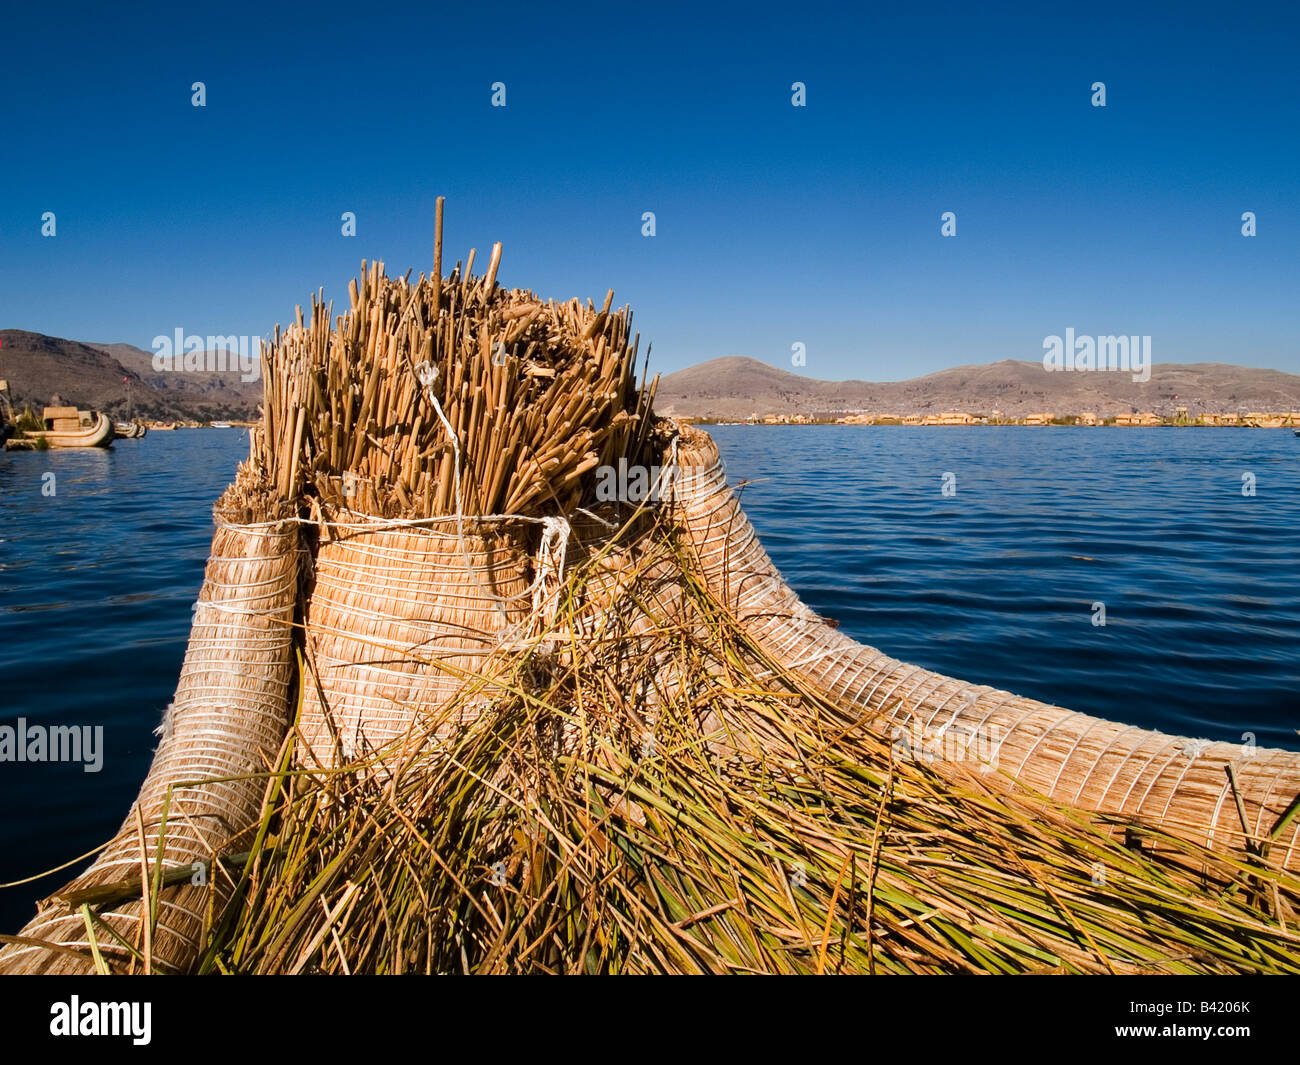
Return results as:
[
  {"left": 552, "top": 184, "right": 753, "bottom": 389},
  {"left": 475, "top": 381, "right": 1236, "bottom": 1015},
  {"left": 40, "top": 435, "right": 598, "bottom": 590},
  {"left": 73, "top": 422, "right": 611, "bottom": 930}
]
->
[
  {"left": 657, "top": 357, "right": 1300, "bottom": 420},
  {"left": 0, "top": 331, "right": 263, "bottom": 421},
  {"left": 88, "top": 342, "right": 263, "bottom": 416}
]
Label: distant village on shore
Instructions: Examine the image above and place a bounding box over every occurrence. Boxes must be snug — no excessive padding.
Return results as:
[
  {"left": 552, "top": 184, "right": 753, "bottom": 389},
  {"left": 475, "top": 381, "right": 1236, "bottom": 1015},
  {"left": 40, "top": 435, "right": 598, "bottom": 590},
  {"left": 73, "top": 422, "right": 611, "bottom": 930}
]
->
[
  {"left": 660, "top": 357, "right": 1300, "bottom": 428},
  {"left": 724, "top": 407, "right": 1300, "bottom": 427}
]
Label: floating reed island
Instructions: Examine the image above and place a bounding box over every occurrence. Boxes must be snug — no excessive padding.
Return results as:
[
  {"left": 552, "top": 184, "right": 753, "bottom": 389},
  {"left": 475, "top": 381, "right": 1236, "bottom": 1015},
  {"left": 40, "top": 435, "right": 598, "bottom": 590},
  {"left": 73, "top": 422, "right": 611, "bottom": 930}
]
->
[{"left": 5, "top": 203, "right": 1300, "bottom": 975}]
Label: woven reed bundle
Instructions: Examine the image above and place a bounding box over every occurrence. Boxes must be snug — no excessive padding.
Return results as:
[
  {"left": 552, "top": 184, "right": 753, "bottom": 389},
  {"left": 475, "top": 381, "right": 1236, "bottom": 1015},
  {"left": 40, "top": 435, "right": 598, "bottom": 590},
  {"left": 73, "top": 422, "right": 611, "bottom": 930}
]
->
[
  {"left": 296, "top": 521, "right": 533, "bottom": 767},
  {"left": 253, "top": 219, "right": 659, "bottom": 768},
  {"left": 229, "top": 213, "right": 658, "bottom": 766},
  {"left": 0, "top": 471, "right": 301, "bottom": 974},
  {"left": 666, "top": 425, "right": 1300, "bottom": 874},
  {"left": 294, "top": 501, "right": 697, "bottom": 770}
]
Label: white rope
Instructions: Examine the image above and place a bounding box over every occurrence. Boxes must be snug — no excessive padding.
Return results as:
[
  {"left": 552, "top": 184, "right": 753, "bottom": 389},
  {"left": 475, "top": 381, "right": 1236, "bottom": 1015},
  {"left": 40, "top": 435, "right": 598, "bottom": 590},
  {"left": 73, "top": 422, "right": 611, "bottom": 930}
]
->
[
  {"left": 213, "top": 515, "right": 301, "bottom": 533},
  {"left": 220, "top": 510, "right": 595, "bottom": 534},
  {"left": 415, "top": 362, "right": 460, "bottom": 527},
  {"left": 532, "top": 515, "right": 571, "bottom": 624},
  {"left": 196, "top": 600, "right": 295, "bottom": 620}
]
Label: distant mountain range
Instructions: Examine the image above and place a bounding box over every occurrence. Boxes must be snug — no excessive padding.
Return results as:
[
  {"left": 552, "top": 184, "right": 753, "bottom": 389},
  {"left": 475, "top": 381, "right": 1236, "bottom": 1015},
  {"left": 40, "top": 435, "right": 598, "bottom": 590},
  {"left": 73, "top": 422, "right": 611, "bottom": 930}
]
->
[
  {"left": 0, "top": 331, "right": 263, "bottom": 421},
  {"left": 5, "top": 330, "right": 1299, "bottom": 426},
  {"left": 656, "top": 357, "right": 1300, "bottom": 420}
]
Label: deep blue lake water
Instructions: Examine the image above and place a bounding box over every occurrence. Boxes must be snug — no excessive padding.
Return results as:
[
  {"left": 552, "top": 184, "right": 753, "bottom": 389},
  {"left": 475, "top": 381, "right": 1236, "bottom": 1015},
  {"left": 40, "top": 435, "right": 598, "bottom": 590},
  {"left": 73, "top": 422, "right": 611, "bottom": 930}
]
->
[{"left": 1, "top": 425, "right": 1297, "bottom": 932}]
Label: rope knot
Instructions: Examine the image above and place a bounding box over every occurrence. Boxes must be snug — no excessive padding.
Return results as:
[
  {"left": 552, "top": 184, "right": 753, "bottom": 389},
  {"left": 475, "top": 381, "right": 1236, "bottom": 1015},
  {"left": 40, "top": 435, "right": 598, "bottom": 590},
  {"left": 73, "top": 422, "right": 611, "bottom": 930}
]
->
[{"left": 531, "top": 515, "right": 571, "bottom": 628}]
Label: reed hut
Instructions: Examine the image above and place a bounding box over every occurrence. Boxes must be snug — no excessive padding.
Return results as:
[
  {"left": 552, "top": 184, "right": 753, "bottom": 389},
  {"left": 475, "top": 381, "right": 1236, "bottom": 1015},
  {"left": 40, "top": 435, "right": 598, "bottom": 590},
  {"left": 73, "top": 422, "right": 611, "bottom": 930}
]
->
[{"left": 4, "top": 205, "right": 1299, "bottom": 974}]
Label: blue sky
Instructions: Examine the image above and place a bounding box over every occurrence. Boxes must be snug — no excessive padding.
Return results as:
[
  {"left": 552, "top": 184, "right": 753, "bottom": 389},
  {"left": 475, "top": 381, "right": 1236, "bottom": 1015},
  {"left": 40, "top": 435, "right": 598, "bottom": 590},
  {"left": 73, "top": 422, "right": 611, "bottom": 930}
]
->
[{"left": 1, "top": 1, "right": 1296, "bottom": 380}]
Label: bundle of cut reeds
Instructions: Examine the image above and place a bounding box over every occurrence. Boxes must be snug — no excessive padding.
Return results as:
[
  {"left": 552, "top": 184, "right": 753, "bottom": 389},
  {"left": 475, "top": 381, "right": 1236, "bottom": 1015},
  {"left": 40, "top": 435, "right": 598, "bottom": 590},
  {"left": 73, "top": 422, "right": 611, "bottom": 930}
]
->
[{"left": 257, "top": 205, "right": 658, "bottom": 520}]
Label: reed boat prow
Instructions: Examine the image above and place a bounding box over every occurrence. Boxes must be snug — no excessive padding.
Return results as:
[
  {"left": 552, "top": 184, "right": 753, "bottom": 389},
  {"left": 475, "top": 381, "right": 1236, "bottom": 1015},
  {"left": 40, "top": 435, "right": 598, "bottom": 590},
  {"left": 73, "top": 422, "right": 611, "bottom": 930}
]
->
[
  {"left": 24, "top": 406, "right": 115, "bottom": 448},
  {"left": 668, "top": 422, "right": 1300, "bottom": 864}
]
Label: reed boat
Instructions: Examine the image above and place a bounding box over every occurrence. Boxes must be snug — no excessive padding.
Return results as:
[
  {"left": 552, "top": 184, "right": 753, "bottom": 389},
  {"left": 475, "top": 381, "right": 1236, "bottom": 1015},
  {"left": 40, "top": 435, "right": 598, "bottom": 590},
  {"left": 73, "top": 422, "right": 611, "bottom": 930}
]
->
[
  {"left": 0, "top": 380, "right": 16, "bottom": 446},
  {"left": 23, "top": 406, "right": 114, "bottom": 448},
  {"left": 114, "top": 420, "right": 147, "bottom": 438},
  {"left": 5, "top": 208, "right": 1299, "bottom": 976}
]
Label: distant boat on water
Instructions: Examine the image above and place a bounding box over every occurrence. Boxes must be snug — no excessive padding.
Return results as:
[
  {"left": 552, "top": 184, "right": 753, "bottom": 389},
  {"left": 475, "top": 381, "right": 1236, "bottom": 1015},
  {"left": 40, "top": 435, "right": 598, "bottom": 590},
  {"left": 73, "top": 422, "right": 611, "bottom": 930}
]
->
[
  {"left": 210, "top": 421, "right": 232, "bottom": 429},
  {"left": 114, "top": 420, "right": 148, "bottom": 438},
  {"left": 23, "top": 406, "right": 114, "bottom": 448}
]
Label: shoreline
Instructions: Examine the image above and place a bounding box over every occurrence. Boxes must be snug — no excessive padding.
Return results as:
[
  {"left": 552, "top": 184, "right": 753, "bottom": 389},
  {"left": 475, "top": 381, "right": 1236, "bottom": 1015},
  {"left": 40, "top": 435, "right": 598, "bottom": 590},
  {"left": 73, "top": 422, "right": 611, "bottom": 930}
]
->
[{"left": 693, "top": 420, "right": 1298, "bottom": 428}]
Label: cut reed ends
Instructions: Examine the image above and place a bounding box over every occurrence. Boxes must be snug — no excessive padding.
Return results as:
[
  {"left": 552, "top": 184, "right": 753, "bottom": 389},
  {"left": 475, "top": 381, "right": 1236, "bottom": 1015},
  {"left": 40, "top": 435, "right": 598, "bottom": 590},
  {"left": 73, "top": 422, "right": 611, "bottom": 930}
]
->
[{"left": 255, "top": 249, "right": 659, "bottom": 521}]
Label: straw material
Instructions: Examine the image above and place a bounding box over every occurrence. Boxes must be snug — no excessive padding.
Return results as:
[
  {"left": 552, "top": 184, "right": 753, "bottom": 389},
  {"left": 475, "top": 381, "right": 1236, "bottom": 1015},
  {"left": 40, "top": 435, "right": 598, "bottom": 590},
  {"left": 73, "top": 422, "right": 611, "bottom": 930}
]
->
[
  {"left": 198, "top": 504, "right": 1300, "bottom": 974},
  {"left": 253, "top": 257, "right": 655, "bottom": 520},
  {"left": 246, "top": 247, "right": 662, "bottom": 769},
  {"left": 296, "top": 522, "right": 533, "bottom": 767},
  {"left": 667, "top": 425, "right": 1300, "bottom": 874},
  {"left": 0, "top": 471, "right": 301, "bottom": 974}
]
